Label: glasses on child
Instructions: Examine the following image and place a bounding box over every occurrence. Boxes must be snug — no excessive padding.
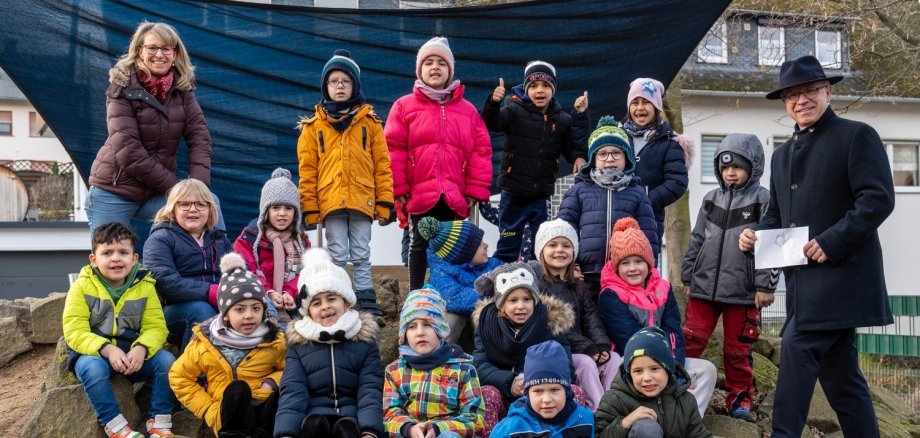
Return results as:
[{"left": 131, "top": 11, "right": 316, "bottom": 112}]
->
[
  {"left": 327, "top": 79, "right": 352, "bottom": 88},
  {"left": 780, "top": 85, "right": 827, "bottom": 104},
  {"left": 140, "top": 45, "right": 175, "bottom": 56},
  {"left": 596, "top": 151, "right": 626, "bottom": 161},
  {"left": 177, "top": 201, "right": 209, "bottom": 211}
]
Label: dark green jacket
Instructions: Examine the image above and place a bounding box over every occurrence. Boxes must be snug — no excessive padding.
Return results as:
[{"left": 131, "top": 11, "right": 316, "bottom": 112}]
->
[{"left": 595, "top": 364, "right": 711, "bottom": 438}]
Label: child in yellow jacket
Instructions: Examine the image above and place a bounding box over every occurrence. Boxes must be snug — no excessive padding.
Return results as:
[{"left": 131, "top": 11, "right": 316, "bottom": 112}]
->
[
  {"left": 169, "top": 253, "right": 286, "bottom": 437},
  {"left": 297, "top": 49, "right": 394, "bottom": 322},
  {"left": 62, "top": 222, "right": 176, "bottom": 438}
]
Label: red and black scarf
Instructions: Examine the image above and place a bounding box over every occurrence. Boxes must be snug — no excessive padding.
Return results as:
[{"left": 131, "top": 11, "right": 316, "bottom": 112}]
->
[{"left": 137, "top": 68, "right": 175, "bottom": 103}]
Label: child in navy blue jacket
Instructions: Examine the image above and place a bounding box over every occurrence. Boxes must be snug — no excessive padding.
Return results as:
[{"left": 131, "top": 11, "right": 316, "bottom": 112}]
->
[
  {"left": 274, "top": 249, "right": 383, "bottom": 438},
  {"left": 557, "top": 118, "right": 658, "bottom": 298},
  {"left": 482, "top": 61, "right": 589, "bottom": 263},
  {"left": 492, "top": 341, "right": 595, "bottom": 438}
]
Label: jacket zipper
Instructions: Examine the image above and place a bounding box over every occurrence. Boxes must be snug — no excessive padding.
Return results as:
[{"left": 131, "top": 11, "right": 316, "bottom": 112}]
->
[
  {"left": 112, "top": 167, "right": 123, "bottom": 187},
  {"left": 711, "top": 187, "right": 734, "bottom": 301},
  {"left": 330, "top": 344, "right": 340, "bottom": 414},
  {"left": 657, "top": 397, "right": 666, "bottom": 428},
  {"left": 604, "top": 190, "right": 613, "bottom": 264},
  {"left": 439, "top": 103, "right": 446, "bottom": 194}
]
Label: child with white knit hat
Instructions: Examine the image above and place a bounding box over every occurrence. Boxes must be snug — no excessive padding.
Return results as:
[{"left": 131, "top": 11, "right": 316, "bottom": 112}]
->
[
  {"left": 383, "top": 287, "right": 485, "bottom": 437},
  {"left": 274, "top": 248, "right": 384, "bottom": 438},
  {"left": 534, "top": 218, "right": 618, "bottom": 411}
]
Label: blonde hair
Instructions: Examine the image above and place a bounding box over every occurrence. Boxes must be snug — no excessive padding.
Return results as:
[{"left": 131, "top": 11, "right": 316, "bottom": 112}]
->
[
  {"left": 154, "top": 179, "right": 217, "bottom": 230},
  {"left": 114, "top": 21, "right": 195, "bottom": 89}
]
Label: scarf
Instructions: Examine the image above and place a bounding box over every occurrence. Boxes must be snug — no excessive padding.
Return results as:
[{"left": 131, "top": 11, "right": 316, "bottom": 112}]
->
[
  {"left": 622, "top": 118, "right": 660, "bottom": 141},
  {"left": 590, "top": 167, "right": 633, "bottom": 191},
  {"left": 93, "top": 263, "right": 140, "bottom": 304},
  {"left": 208, "top": 316, "right": 270, "bottom": 350},
  {"left": 136, "top": 68, "right": 174, "bottom": 103},
  {"left": 414, "top": 79, "right": 462, "bottom": 103},
  {"left": 320, "top": 92, "right": 367, "bottom": 132},
  {"left": 264, "top": 227, "right": 296, "bottom": 294},
  {"left": 479, "top": 301, "right": 550, "bottom": 370},
  {"left": 292, "top": 308, "right": 362, "bottom": 343},
  {"left": 399, "top": 342, "right": 461, "bottom": 371},
  {"left": 601, "top": 263, "right": 671, "bottom": 327}
]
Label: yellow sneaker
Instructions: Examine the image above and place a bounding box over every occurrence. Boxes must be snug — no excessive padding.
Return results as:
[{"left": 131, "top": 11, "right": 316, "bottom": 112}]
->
[{"left": 146, "top": 414, "right": 175, "bottom": 438}]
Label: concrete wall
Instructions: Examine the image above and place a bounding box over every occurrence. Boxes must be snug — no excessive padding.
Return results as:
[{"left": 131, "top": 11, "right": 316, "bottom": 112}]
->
[{"left": 680, "top": 91, "right": 920, "bottom": 296}]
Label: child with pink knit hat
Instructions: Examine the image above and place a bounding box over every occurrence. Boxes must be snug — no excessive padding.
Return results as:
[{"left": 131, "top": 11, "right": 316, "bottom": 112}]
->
[
  {"left": 622, "top": 78, "right": 692, "bottom": 261},
  {"left": 385, "top": 36, "right": 493, "bottom": 292}
]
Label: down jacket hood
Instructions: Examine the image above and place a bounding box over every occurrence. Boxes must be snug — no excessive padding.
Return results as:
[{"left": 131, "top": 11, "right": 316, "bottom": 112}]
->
[
  {"left": 714, "top": 133, "right": 765, "bottom": 191},
  {"left": 471, "top": 294, "right": 575, "bottom": 337}
]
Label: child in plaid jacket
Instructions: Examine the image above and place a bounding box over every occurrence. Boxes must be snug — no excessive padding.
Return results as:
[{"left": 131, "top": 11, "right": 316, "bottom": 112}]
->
[{"left": 383, "top": 287, "right": 485, "bottom": 438}]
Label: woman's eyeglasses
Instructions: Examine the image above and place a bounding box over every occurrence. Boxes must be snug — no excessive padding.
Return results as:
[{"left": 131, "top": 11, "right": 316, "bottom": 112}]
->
[{"left": 141, "top": 45, "right": 175, "bottom": 56}]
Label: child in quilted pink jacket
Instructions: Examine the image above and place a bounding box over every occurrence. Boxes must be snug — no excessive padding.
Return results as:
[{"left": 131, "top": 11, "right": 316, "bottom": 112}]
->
[{"left": 384, "top": 36, "right": 493, "bottom": 291}]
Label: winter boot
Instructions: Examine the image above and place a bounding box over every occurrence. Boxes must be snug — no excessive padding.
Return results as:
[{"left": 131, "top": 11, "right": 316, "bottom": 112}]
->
[
  {"left": 146, "top": 414, "right": 175, "bottom": 438},
  {"left": 103, "top": 414, "right": 144, "bottom": 438},
  {"left": 356, "top": 289, "right": 385, "bottom": 327}
]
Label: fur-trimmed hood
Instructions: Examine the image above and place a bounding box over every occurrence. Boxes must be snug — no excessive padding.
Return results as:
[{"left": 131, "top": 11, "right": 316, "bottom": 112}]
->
[
  {"left": 284, "top": 311, "right": 380, "bottom": 345},
  {"left": 471, "top": 294, "right": 575, "bottom": 337},
  {"left": 108, "top": 64, "right": 194, "bottom": 92}
]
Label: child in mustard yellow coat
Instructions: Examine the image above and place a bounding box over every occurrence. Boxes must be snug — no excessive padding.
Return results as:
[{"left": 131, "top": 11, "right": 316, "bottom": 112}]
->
[
  {"left": 169, "top": 253, "right": 286, "bottom": 437},
  {"left": 297, "top": 49, "right": 394, "bottom": 321}
]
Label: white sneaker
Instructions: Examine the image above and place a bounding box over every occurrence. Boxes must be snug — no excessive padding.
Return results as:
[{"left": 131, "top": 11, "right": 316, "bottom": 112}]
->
[
  {"left": 104, "top": 414, "right": 144, "bottom": 438},
  {"left": 146, "top": 414, "right": 174, "bottom": 438}
]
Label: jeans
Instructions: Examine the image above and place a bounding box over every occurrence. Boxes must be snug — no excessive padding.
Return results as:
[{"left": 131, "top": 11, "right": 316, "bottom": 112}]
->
[
  {"left": 85, "top": 186, "right": 226, "bottom": 237},
  {"left": 323, "top": 211, "right": 373, "bottom": 291},
  {"left": 628, "top": 418, "right": 664, "bottom": 438},
  {"left": 74, "top": 349, "right": 176, "bottom": 425},
  {"left": 164, "top": 300, "right": 217, "bottom": 350}
]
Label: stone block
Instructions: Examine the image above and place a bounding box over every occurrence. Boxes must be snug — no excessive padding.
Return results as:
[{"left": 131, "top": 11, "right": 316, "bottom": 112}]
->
[
  {"left": 29, "top": 292, "right": 66, "bottom": 344},
  {"left": 0, "top": 316, "right": 32, "bottom": 368}
]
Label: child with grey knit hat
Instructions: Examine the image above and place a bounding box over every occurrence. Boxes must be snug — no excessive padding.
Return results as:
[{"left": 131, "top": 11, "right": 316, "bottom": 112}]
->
[
  {"left": 234, "top": 168, "right": 311, "bottom": 321},
  {"left": 471, "top": 261, "right": 584, "bottom": 437}
]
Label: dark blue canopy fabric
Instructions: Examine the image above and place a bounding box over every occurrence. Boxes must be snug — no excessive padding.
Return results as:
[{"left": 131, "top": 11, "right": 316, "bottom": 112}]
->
[{"left": 0, "top": 0, "right": 729, "bottom": 235}]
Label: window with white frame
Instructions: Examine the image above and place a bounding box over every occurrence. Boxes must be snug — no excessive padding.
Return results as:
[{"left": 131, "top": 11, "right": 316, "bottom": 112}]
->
[
  {"left": 698, "top": 21, "right": 728, "bottom": 63},
  {"left": 816, "top": 30, "right": 842, "bottom": 69},
  {"left": 758, "top": 25, "right": 785, "bottom": 66},
  {"left": 888, "top": 142, "right": 920, "bottom": 187},
  {"left": 0, "top": 111, "right": 11, "bottom": 135},
  {"left": 701, "top": 135, "right": 725, "bottom": 183}
]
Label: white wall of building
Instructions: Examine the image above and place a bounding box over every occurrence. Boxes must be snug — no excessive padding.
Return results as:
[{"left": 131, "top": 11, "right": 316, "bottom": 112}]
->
[
  {"left": 0, "top": 99, "right": 72, "bottom": 162},
  {"left": 680, "top": 91, "right": 920, "bottom": 296}
]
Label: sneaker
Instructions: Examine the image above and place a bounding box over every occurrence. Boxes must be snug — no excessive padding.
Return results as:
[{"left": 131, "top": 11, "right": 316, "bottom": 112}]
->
[
  {"left": 104, "top": 414, "right": 144, "bottom": 438},
  {"left": 732, "top": 407, "right": 756, "bottom": 423},
  {"left": 146, "top": 414, "right": 175, "bottom": 438}
]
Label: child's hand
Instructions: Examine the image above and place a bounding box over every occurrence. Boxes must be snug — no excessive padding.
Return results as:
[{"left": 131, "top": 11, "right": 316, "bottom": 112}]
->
[
  {"left": 574, "top": 91, "right": 589, "bottom": 113},
  {"left": 123, "top": 345, "right": 146, "bottom": 375},
  {"left": 572, "top": 157, "right": 587, "bottom": 173},
  {"left": 512, "top": 378, "right": 525, "bottom": 397},
  {"left": 683, "top": 285, "right": 691, "bottom": 299},
  {"left": 739, "top": 228, "right": 757, "bottom": 252},
  {"left": 622, "top": 406, "right": 657, "bottom": 429},
  {"left": 408, "top": 421, "right": 432, "bottom": 438},
  {"left": 260, "top": 381, "right": 275, "bottom": 390},
  {"left": 267, "top": 290, "right": 285, "bottom": 308},
  {"left": 101, "top": 344, "right": 127, "bottom": 374},
  {"left": 755, "top": 291, "right": 775, "bottom": 309},
  {"left": 596, "top": 350, "right": 610, "bottom": 364},
  {"left": 491, "top": 78, "right": 506, "bottom": 103},
  {"left": 573, "top": 265, "right": 584, "bottom": 282}
]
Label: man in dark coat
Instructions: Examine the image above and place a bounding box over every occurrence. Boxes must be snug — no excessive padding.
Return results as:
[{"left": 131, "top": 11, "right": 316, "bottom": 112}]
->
[{"left": 740, "top": 55, "right": 895, "bottom": 438}]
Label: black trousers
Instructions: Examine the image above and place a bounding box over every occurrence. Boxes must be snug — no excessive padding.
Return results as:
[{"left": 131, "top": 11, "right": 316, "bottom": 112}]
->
[
  {"left": 300, "top": 414, "right": 360, "bottom": 438},
  {"left": 408, "top": 197, "right": 461, "bottom": 290},
  {"left": 771, "top": 317, "right": 878, "bottom": 437},
  {"left": 218, "top": 380, "right": 278, "bottom": 438}
]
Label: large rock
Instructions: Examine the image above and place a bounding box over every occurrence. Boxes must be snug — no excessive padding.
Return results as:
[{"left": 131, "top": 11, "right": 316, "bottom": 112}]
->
[
  {"left": 704, "top": 415, "right": 761, "bottom": 438},
  {"left": 44, "top": 337, "right": 80, "bottom": 390},
  {"left": 752, "top": 352, "right": 778, "bottom": 394},
  {"left": 872, "top": 385, "right": 920, "bottom": 438},
  {"left": 0, "top": 299, "right": 31, "bottom": 321},
  {"left": 21, "top": 377, "right": 140, "bottom": 438},
  {"left": 373, "top": 274, "right": 402, "bottom": 321},
  {"left": 377, "top": 323, "right": 400, "bottom": 368},
  {"left": 0, "top": 316, "right": 32, "bottom": 367},
  {"left": 806, "top": 383, "right": 840, "bottom": 433},
  {"left": 29, "top": 292, "right": 66, "bottom": 344}
]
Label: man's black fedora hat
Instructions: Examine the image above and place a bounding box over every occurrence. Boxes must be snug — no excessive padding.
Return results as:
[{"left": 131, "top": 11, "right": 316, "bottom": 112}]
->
[{"left": 766, "top": 55, "right": 844, "bottom": 100}]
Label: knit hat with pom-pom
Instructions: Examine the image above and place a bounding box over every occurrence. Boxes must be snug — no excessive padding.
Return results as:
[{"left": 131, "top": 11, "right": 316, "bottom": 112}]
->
[
  {"left": 418, "top": 217, "right": 484, "bottom": 265},
  {"left": 217, "top": 252, "right": 269, "bottom": 317},
  {"left": 253, "top": 167, "right": 305, "bottom": 274},
  {"left": 296, "top": 248, "right": 356, "bottom": 315},
  {"left": 608, "top": 217, "right": 655, "bottom": 269},
  {"left": 580, "top": 115, "right": 636, "bottom": 176},
  {"left": 322, "top": 49, "right": 361, "bottom": 100}
]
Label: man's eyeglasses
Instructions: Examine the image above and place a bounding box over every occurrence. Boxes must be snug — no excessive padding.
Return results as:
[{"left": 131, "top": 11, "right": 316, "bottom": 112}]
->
[
  {"left": 141, "top": 45, "right": 175, "bottom": 56},
  {"left": 327, "top": 79, "right": 352, "bottom": 88},
  {"left": 781, "top": 85, "right": 827, "bottom": 104},
  {"left": 596, "top": 151, "right": 626, "bottom": 161},
  {"left": 177, "top": 201, "right": 209, "bottom": 211}
]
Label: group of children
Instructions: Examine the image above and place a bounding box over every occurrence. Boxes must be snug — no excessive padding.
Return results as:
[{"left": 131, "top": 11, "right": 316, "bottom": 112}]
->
[{"left": 62, "top": 34, "right": 778, "bottom": 438}]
